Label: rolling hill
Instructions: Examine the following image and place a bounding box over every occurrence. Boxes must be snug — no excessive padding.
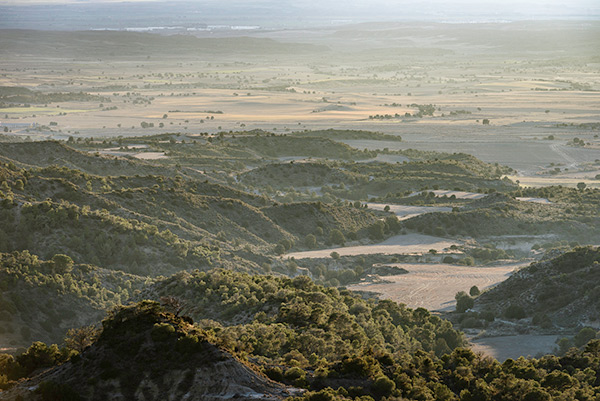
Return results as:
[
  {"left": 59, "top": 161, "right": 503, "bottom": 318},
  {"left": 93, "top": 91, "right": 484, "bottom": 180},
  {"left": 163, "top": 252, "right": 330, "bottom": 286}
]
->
[{"left": 474, "top": 246, "right": 600, "bottom": 328}]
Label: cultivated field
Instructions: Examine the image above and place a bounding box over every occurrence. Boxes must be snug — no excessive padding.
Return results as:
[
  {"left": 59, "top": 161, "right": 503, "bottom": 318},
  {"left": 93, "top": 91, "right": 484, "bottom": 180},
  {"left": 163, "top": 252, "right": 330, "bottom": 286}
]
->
[
  {"left": 366, "top": 203, "right": 452, "bottom": 220},
  {"left": 286, "top": 234, "right": 460, "bottom": 258},
  {"left": 470, "top": 335, "right": 560, "bottom": 362},
  {"left": 347, "top": 262, "right": 522, "bottom": 312}
]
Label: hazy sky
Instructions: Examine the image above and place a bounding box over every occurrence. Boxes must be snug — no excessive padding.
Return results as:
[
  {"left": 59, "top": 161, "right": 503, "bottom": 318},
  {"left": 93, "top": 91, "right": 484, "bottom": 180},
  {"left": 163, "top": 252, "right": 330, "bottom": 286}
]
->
[
  {"left": 0, "top": 0, "right": 593, "bottom": 4},
  {"left": 0, "top": 0, "right": 597, "bottom": 30},
  {"left": 0, "top": 0, "right": 596, "bottom": 9}
]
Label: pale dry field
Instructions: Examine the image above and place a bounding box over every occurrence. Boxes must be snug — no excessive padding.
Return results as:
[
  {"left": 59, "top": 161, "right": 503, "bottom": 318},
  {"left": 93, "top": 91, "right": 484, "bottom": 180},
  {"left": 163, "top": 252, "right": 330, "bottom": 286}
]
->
[
  {"left": 366, "top": 203, "right": 453, "bottom": 220},
  {"left": 409, "top": 190, "right": 486, "bottom": 200},
  {"left": 347, "top": 262, "right": 522, "bottom": 312},
  {"left": 470, "top": 335, "right": 559, "bottom": 362},
  {"left": 132, "top": 151, "right": 168, "bottom": 160},
  {"left": 343, "top": 138, "right": 600, "bottom": 178},
  {"left": 508, "top": 175, "right": 600, "bottom": 189},
  {"left": 286, "top": 234, "right": 460, "bottom": 259}
]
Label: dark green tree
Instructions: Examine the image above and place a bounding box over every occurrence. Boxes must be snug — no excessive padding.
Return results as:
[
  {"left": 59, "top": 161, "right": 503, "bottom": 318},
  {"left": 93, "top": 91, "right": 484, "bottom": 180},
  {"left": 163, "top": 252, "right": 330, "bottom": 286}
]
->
[
  {"left": 455, "top": 291, "right": 474, "bottom": 313},
  {"left": 329, "top": 230, "right": 345, "bottom": 245}
]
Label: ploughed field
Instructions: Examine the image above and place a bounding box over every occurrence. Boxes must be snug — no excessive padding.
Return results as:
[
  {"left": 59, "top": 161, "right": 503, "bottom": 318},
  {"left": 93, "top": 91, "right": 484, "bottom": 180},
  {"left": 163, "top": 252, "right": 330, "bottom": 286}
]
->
[
  {"left": 347, "top": 262, "right": 522, "bottom": 312},
  {"left": 286, "top": 234, "right": 460, "bottom": 258}
]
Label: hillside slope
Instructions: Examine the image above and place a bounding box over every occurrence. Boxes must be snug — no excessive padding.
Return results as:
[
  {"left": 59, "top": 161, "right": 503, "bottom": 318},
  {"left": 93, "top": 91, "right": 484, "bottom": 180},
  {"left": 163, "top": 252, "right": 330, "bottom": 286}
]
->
[
  {"left": 0, "top": 301, "right": 294, "bottom": 401},
  {"left": 474, "top": 246, "right": 600, "bottom": 328},
  {"left": 0, "top": 251, "right": 148, "bottom": 347},
  {"left": 404, "top": 192, "right": 600, "bottom": 241},
  {"left": 142, "top": 269, "right": 465, "bottom": 360},
  {"left": 0, "top": 141, "right": 188, "bottom": 179},
  {"left": 4, "top": 284, "right": 600, "bottom": 400}
]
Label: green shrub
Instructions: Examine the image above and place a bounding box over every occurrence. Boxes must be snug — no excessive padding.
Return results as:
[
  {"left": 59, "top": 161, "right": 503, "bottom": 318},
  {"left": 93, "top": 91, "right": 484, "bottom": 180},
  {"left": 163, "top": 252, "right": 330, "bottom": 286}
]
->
[
  {"left": 150, "top": 323, "right": 176, "bottom": 342},
  {"left": 264, "top": 366, "right": 284, "bottom": 382},
  {"left": 542, "top": 370, "right": 575, "bottom": 390},
  {"left": 284, "top": 366, "right": 306, "bottom": 381},
  {"left": 574, "top": 327, "right": 597, "bottom": 348},
  {"left": 176, "top": 335, "right": 202, "bottom": 354},
  {"left": 372, "top": 375, "right": 395, "bottom": 396},
  {"left": 460, "top": 317, "right": 483, "bottom": 329},
  {"left": 329, "top": 230, "right": 345, "bottom": 245},
  {"left": 52, "top": 254, "right": 74, "bottom": 273},
  {"left": 479, "top": 311, "right": 495, "bottom": 322},
  {"left": 304, "top": 234, "right": 317, "bottom": 249},
  {"left": 504, "top": 305, "right": 526, "bottom": 320},
  {"left": 443, "top": 256, "right": 457, "bottom": 264},
  {"left": 455, "top": 292, "right": 474, "bottom": 313},
  {"left": 532, "top": 313, "right": 552, "bottom": 328},
  {"left": 37, "top": 381, "right": 82, "bottom": 401},
  {"left": 274, "top": 244, "right": 285, "bottom": 255}
]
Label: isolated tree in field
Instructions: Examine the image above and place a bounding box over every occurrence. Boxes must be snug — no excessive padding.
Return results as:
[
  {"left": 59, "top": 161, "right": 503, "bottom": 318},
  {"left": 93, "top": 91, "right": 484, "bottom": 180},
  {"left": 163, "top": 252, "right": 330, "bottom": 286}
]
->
[
  {"left": 455, "top": 291, "right": 474, "bottom": 313},
  {"left": 577, "top": 182, "right": 586, "bottom": 191},
  {"left": 469, "top": 285, "right": 480, "bottom": 296},
  {"left": 482, "top": 119, "right": 490, "bottom": 125}
]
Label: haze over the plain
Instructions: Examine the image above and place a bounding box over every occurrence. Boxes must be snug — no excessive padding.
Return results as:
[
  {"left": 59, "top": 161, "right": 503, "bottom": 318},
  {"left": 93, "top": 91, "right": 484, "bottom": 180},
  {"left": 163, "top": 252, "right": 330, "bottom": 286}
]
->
[{"left": 0, "top": 0, "right": 598, "bottom": 31}]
